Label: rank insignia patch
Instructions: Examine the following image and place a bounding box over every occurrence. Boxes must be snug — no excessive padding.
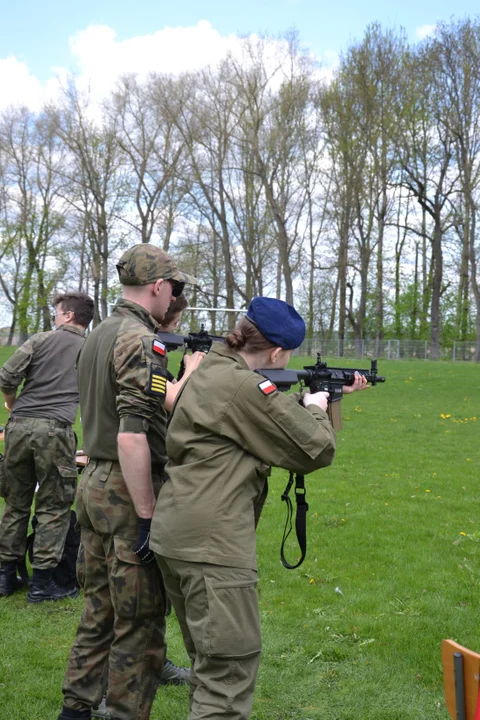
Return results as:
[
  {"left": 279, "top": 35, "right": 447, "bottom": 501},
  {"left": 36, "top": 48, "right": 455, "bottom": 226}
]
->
[
  {"left": 152, "top": 339, "right": 166, "bottom": 356},
  {"left": 258, "top": 379, "right": 277, "bottom": 395},
  {"left": 148, "top": 369, "right": 167, "bottom": 397}
]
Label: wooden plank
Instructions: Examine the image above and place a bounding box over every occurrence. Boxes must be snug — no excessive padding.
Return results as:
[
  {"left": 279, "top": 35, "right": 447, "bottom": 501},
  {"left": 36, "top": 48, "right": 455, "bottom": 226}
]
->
[
  {"left": 76, "top": 452, "right": 89, "bottom": 469},
  {"left": 442, "top": 639, "right": 480, "bottom": 719}
]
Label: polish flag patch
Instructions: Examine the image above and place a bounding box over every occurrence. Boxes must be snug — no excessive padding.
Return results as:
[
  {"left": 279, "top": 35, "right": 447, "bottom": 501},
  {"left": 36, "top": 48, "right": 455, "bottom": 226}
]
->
[
  {"left": 152, "top": 339, "right": 166, "bottom": 356},
  {"left": 258, "top": 379, "right": 277, "bottom": 395}
]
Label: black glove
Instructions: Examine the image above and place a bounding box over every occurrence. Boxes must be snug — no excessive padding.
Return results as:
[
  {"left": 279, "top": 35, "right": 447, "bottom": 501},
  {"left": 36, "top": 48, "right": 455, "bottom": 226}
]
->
[{"left": 132, "top": 517, "right": 155, "bottom": 564}]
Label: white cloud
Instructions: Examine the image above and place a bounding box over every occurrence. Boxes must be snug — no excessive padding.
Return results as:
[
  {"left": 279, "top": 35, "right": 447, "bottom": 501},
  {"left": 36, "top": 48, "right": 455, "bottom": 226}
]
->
[
  {"left": 416, "top": 24, "right": 437, "bottom": 40},
  {"left": 0, "top": 21, "right": 255, "bottom": 112},
  {"left": 0, "top": 20, "right": 336, "bottom": 112},
  {"left": 0, "top": 57, "right": 45, "bottom": 111},
  {"left": 68, "top": 20, "right": 246, "bottom": 105}
]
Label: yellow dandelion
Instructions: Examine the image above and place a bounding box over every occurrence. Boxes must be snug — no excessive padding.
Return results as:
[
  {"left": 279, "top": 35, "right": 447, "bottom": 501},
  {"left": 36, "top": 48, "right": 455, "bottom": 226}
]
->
[
  {"left": 309, "top": 578, "right": 315, "bottom": 585},
  {"left": 460, "top": 532, "right": 467, "bottom": 537},
  {"left": 425, "top": 489, "right": 431, "bottom": 493}
]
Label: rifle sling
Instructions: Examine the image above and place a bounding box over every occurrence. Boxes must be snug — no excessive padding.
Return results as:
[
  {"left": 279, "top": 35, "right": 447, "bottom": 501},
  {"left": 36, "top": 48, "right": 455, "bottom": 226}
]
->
[{"left": 280, "top": 473, "right": 308, "bottom": 569}]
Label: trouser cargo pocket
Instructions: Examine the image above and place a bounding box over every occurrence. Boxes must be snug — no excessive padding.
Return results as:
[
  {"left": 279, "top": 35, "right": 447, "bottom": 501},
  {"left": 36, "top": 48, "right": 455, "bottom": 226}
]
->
[{"left": 203, "top": 568, "right": 262, "bottom": 658}]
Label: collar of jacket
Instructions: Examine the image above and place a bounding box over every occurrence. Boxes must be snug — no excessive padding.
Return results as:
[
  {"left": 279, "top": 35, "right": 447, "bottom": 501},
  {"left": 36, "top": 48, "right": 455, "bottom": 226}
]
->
[
  {"left": 58, "top": 324, "right": 85, "bottom": 337},
  {"left": 209, "top": 341, "right": 250, "bottom": 369},
  {"left": 112, "top": 298, "right": 161, "bottom": 333}
]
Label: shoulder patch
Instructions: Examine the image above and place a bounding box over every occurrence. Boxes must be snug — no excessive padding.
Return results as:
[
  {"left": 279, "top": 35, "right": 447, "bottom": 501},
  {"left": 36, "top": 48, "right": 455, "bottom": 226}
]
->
[
  {"left": 146, "top": 366, "right": 167, "bottom": 397},
  {"left": 152, "top": 339, "right": 166, "bottom": 356},
  {"left": 258, "top": 379, "right": 277, "bottom": 396}
]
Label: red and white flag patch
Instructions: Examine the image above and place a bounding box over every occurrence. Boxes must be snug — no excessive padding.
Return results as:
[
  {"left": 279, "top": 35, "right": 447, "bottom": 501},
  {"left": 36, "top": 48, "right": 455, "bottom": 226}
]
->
[
  {"left": 152, "top": 339, "right": 166, "bottom": 356},
  {"left": 258, "top": 379, "right": 277, "bottom": 395}
]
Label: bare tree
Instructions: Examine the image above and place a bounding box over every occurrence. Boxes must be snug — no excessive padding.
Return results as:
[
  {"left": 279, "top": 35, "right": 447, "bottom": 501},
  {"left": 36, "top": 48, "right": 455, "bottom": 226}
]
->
[{"left": 49, "top": 84, "right": 130, "bottom": 323}]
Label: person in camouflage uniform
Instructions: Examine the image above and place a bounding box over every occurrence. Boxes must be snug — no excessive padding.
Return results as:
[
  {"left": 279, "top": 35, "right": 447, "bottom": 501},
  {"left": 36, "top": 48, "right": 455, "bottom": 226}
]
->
[
  {"left": 57, "top": 244, "right": 202, "bottom": 720},
  {"left": 0, "top": 292, "right": 94, "bottom": 602}
]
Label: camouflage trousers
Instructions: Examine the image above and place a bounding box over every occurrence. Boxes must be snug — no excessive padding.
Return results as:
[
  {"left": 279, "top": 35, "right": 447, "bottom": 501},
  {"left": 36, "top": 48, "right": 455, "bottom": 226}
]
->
[
  {"left": 61, "top": 459, "right": 166, "bottom": 720},
  {"left": 0, "top": 416, "right": 77, "bottom": 569},
  {"left": 156, "top": 555, "right": 261, "bottom": 720}
]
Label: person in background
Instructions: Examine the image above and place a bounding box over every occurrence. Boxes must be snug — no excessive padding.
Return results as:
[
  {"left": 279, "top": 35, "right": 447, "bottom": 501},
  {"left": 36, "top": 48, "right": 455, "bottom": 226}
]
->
[
  {"left": 57, "top": 244, "right": 203, "bottom": 720},
  {"left": 150, "top": 296, "right": 366, "bottom": 720},
  {"left": 0, "top": 292, "right": 94, "bottom": 602}
]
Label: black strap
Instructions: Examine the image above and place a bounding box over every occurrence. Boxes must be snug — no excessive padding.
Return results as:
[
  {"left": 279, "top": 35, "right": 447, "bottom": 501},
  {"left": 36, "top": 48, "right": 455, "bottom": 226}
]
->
[{"left": 280, "top": 473, "right": 309, "bottom": 569}]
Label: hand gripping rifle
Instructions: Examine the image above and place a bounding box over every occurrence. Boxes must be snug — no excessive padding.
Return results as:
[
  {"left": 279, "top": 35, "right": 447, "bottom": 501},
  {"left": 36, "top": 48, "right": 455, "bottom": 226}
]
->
[
  {"left": 256, "top": 354, "right": 386, "bottom": 569},
  {"left": 157, "top": 324, "right": 225, "bottom": 380}
]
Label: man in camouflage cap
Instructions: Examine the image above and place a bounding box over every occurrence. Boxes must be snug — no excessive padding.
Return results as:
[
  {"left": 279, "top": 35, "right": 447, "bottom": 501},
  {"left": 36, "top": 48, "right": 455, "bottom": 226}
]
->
[
  {"left": 58, "top": 244, "right": 203, "bottom": 720},
  {"left": 116, "top": 243, "right": 198, "bottom": 287}
]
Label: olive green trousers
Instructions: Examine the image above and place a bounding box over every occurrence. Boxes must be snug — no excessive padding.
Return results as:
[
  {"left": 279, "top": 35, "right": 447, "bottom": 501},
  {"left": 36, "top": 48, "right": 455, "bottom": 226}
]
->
[{"left": 156, "top": 555, "right": 261, "bottom": 720}]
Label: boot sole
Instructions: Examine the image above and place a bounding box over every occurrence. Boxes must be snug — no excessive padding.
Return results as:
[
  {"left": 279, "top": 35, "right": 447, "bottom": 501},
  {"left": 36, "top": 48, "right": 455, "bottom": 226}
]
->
[{"left": 27, "top": 588, "right": 80, "bottom": 604}]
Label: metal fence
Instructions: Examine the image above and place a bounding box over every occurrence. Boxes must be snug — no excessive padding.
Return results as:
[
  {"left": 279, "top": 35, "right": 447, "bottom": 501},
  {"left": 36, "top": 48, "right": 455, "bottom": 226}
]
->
[{"left": 296, "top": 337, "right": 480, "bottom": 362}]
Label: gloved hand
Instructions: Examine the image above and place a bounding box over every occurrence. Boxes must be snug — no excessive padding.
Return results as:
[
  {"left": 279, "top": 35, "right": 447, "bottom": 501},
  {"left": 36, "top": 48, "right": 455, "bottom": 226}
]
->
[{"left": 132, "top": 517, "right": 155, "bottom": 564}]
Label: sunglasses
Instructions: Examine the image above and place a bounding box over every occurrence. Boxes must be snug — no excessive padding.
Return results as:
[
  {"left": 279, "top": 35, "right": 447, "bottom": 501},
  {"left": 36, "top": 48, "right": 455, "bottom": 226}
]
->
[
  {"left": 168, "top": 280, "right": 185, "bottom": 297},
  {"left": 50, "top": 310, "right": 72, "bottom": 322}
]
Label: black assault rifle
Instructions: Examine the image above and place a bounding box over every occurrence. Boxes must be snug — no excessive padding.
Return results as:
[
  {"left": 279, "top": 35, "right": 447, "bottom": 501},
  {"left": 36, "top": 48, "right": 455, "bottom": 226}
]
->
[
  {"left": 255, "top": 354, "right": 386, "bottom": 570},
  {"left": 256, "top": 353, "right": 385, "bottom": 430}
]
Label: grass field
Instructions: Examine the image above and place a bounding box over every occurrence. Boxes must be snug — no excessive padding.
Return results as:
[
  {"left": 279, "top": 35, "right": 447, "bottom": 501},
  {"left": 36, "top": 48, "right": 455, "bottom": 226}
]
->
[{"left": 0, "top": 349, "right": 479, "bottom": 719}]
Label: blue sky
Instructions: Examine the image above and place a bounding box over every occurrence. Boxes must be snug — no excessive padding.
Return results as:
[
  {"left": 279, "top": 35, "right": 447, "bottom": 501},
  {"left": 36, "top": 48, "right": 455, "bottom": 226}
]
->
[
  {"left": 0, "top": 0, "right": 478, "bottom": 108},
  {"left": 3, "top": 0, "right": 479, "bottom": 78}
]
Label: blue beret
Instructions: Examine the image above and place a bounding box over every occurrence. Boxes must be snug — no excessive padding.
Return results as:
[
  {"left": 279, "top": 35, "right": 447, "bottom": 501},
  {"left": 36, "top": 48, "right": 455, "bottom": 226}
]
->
[{"left": 245, "top": 297, "right": 306, "bottom": 350}]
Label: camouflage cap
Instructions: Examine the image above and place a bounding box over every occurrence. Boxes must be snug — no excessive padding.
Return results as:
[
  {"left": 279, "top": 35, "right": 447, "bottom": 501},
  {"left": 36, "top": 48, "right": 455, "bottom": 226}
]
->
[{"left": 116, "top": 243, "right": 198, "bottom": 286}]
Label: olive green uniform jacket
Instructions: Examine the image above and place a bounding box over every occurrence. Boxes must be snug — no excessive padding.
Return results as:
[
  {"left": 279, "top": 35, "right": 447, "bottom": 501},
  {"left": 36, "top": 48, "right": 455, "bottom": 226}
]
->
[{"left": 150, "top": 342, "right": 336, "bottom": 570}]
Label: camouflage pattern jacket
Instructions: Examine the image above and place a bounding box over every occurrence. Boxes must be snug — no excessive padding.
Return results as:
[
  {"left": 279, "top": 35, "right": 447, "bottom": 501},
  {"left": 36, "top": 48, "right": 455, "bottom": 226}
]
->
[{"left": 77, "top": 299, "right": 168, "bottom": 468}]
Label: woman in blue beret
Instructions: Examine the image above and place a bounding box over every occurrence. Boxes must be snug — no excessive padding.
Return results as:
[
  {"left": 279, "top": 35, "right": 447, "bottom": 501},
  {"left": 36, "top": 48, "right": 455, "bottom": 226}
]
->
[{"left": 150, "top": 296, "right": 362, "bottom": 720}]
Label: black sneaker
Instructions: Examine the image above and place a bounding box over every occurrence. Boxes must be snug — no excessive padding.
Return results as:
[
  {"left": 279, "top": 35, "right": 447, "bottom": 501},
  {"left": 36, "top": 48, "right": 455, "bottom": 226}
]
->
[
  {"left": 27, "top": 578, "right": 79, "bottom": 604},
  {"left": 159, "top": 658, "right": 191, "bottom": 686},
  {"left": 0, "top": 563, "right": 25, "bottom": 597}
]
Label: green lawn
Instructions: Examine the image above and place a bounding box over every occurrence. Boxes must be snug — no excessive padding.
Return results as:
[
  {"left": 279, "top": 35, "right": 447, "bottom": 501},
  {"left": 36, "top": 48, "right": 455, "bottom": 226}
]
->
[{"left": 0, "top": 350, "right": 479, "bottom": 719}]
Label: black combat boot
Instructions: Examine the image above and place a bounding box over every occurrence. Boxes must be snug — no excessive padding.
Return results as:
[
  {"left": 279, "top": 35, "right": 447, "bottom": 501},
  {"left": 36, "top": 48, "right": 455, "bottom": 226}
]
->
[
  {"left": 57, "top": 707, "right": 91, "bottom": 720},
  {"left": 0, "top": 560, "right": 25, "bottom": 596},
  {"left": 27, "top": 568, "right": 79, "bottom": 604},
  {"left": 159, "top": 657, "right": 191, "bottom": 685}
]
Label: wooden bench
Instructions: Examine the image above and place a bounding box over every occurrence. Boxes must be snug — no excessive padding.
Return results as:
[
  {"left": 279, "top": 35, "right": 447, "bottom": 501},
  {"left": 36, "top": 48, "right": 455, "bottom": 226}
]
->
[
  {"left": 442, "top": 639, "right": 480, "bottom": 720},
  {"left": 76, "top": 452, "right": 89, "bottom": 469}
]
